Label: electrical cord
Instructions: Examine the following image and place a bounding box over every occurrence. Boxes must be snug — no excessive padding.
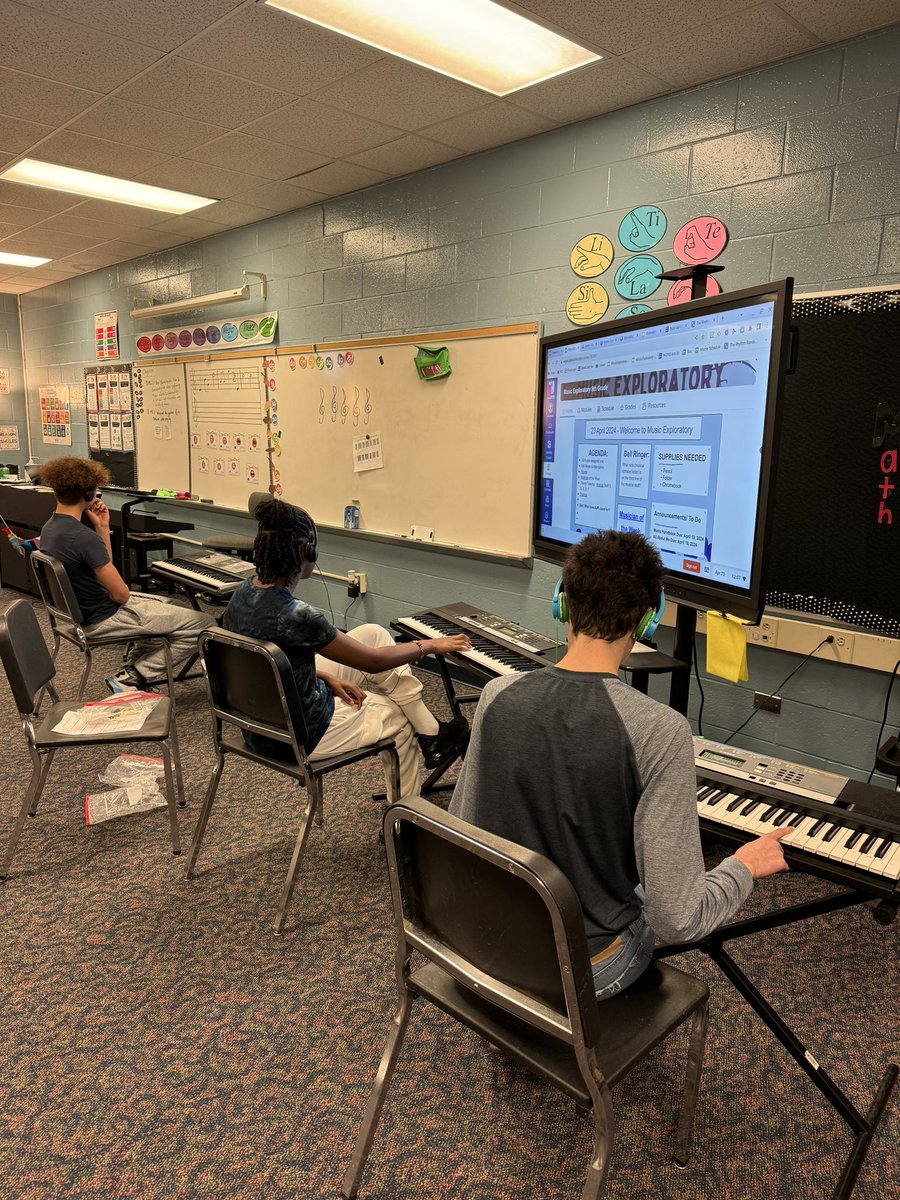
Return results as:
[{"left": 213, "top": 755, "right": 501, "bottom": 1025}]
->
[
  {"left": 692, "top": 628, "right": 705, "bottom": 738},
  {"left": 866, "top": 659, "right": 900, "bottom": 784},
  {"left": 723, "top": 635, "right": 834, "bottom": 745},
  {"left": 342, "top": 594, "right": 360, "bottom": 632},
  {"left": 312, "top": 563, "right": 336, "bottom": 625}
]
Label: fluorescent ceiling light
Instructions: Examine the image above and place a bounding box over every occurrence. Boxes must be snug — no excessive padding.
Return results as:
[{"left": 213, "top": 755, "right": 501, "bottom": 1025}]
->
[
  {"left": 0, "top": 159, "right": 216, "bottom": 214},
  {"left": 264, "top": 0, "right": 600, "bottom": 95},
  {"left": 0, "top": 251, "right": 51, "bottom": 268}
]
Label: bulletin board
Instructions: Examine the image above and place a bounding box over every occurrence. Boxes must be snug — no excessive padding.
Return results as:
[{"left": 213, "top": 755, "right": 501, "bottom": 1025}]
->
[
  {"left": 272, "top": 324, "right": 540, "bottom": 558},
  {"left": 765, "top": 286, "right": 900, "bottom": 637}
]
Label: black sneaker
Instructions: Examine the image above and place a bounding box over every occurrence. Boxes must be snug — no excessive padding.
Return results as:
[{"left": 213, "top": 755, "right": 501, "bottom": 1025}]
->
[
  {"left": 105, "top": 666, "right": 150, "bottom": 694},
  {"left": 416, "top": 714, "right": 469, "bottom": 770}
]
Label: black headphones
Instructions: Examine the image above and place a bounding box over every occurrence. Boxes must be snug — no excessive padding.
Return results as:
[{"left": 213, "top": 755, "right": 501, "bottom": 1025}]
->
[
  {"left": 83, "top": 487, "right": 96, "bottom": 504},
  {"left": 299, "top": 510, "right": 318, "bottom": 564}
]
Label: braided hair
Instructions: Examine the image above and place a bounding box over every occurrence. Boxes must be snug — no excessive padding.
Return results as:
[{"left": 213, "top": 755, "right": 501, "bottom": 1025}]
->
[{"left": 253, "top": 498, "right": 317, "bottom": 584}]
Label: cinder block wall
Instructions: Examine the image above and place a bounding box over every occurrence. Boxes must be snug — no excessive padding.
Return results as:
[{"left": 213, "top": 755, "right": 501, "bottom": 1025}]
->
[{"left": 16, "top": 26, "right": 900, "bottom": 779}]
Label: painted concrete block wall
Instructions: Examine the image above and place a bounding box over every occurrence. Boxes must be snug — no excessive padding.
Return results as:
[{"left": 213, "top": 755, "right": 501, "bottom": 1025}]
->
[
  {"left": 16, "top": 26, "right": 900, "bottom": 781},
  {"left": 0, "top": 295, "right": 27, "bottom": 472}
]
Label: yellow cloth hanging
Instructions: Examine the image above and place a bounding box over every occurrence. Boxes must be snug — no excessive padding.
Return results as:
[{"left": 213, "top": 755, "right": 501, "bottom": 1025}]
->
[{"left": 705, "top": 611, "right": 749, "bottom": 683}]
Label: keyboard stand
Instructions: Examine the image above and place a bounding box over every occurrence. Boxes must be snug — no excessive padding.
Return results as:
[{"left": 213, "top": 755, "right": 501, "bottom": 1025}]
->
[{"left": 656, "top": 890, "right": 898, "bottom": 1199}]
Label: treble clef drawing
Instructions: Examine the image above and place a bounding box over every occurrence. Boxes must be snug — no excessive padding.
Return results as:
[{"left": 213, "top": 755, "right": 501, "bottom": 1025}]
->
[
  {"left": 364, "top": 388, "right": 372, "bottom": 425},
  {"left": 318, "top": 388, "right": 325, "bottom": 424},
  {"left": 352, "top": 388, "right": 361, "bottom": 427},
  {"left": 330, "top": 386, "right": 338, "bottom": 423},
  {"left": 340, "top": 388, "right": 348, "bottom": 425}
]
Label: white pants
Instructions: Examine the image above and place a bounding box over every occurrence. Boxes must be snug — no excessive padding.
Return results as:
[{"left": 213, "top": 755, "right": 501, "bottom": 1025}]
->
[
  {"left": 310, "top": 623, "right": 427, "bottom": 800},
  {"left": 86, "top": 594, "right": 215, "bottom": 679}
]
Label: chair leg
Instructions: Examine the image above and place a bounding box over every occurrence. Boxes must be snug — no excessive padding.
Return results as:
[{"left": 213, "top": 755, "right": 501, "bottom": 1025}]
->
[
  {"left": 1, "top": 749, "right": 53, "bottom": 880},
  {"left": 672, "top": 999, "right": 709, "bottom": 1168},
  {"left": 184, "top": 754, "right": 226, "bottom": 879},
  {"left": 167, "top": 713, "right": 187, "bottom": 808},
  {"left": 160, "top": 742, "right": 182, "bottom": 857},
  {"left": 273, "top": 775, "right": 321, "bottom": 936},
  {"left": 381, "top": 746, "right": 401, "bottom": 805},
  {"left": 76, "top": 646, "right": 93, "bottom": 698},
  {"left": 341, "top": 992, "right": 414, "bottom": 1200},
  {"left": 582, "top": 1080, "right": 615, "bottom": 1200}
]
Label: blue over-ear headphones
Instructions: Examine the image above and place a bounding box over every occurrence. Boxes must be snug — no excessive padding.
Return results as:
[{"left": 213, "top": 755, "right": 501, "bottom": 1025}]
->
[{"left": 552, "top": 578, "right": 665, "bottom": 644}]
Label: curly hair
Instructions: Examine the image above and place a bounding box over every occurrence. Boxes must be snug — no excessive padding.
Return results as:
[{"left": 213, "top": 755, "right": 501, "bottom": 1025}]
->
[
  {"left": 253, "top": 498, "right": 317, "bottom": 584},
  {"left": 40, "top": 456, "right": 110, "bottom": 505},
  {"left": 561, "top": 531, "right": 664, "bottom": 642}
]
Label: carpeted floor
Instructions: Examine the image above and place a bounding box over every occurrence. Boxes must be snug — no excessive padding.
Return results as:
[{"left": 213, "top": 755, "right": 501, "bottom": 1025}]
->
[{"left": 0, "top": 589, "right": 896, "bottom": 1200}]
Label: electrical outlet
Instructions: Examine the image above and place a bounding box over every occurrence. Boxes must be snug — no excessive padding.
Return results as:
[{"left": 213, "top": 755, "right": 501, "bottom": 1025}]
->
[
  {"left": 747, "top": 618, "right": 778, "bottom": 647},
  {"left": 356, "top": 572, "right": 367, "bottom": 596},
  {"left": 825, "top": 632, "right": 855, "bottom": 661},
  {"left": 753, "top": 692, "right": 782, "bottom": 713}
]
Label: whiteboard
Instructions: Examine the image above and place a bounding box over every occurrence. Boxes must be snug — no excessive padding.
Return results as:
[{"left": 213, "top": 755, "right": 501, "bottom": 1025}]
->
[
  {"left": 273, "top": 325, "right": 540, "bottom": 557},
  {"left": 133, "top": 363, "right": 190, "bottom": 492},
  {"left": 185, "top": 357, "right": 270, "bottom": 506}
]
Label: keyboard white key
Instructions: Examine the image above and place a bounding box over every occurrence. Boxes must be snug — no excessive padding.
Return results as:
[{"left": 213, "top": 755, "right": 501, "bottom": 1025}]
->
[{"left": 397, "top": 615, "right": 530, "bottom": 676}]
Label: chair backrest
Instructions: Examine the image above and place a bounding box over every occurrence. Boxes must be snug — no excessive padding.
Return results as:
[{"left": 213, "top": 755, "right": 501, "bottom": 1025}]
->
[
  {"left": 30, "top": 549, "right": 85, "bottom": 628},
  {"left": 384, "top": 799, "right": 601, "bottom": 1049},
  {"left": 0, "top": 598, "right": 57, "bottom": 716},
  {"left": 199, "top": 628, "right": 309, "bottom": 750}
]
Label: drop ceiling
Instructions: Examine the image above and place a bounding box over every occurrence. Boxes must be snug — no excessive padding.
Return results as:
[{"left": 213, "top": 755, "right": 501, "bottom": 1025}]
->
[{"left": 0, "top": 0, "right": 896, "bottom": 293}]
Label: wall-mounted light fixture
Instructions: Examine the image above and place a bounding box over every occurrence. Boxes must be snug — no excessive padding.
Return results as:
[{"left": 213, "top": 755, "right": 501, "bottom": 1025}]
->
[{"left": 130, "top": 271, "right": 267, "bottom": 320}]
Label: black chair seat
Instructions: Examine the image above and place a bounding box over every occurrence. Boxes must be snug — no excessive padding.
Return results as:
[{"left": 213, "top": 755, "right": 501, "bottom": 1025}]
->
[
  {"left": 411, "top": 958, "right": 709, "bottom": 1106},
  {"left": 33, "top": 696, "right": 173, "bottom": 748},
  {"left": 202, "top": 534, "right": 255, "bottom": 555},
  {"left": 220, "top": 726, "right": 401, "bottom": 776}
]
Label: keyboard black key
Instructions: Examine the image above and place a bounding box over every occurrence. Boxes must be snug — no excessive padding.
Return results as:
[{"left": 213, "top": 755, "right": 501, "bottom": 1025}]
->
[
  {"left": 860, "top": 834, "right": 879, "bottom": 855},
  {"left": 823, "top": 825, "right": 841, "bottom": 842},
  {"left": 846, "top": 829, "right": 864, "bottom": 850}
]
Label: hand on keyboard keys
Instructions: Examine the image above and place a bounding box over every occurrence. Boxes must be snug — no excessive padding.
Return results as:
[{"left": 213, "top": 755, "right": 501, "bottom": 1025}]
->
[{"left": 733, "top": 827, "right": 794, "bottom": 878}]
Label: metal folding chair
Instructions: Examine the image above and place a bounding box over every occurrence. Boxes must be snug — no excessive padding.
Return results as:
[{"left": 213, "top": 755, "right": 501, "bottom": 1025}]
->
[
  {"left": 342, "top": 799, "right": 710, "bottom": 1200},
  {"left": 185, "top": 627, "right": 401, "bottom": 935},
  {"left": 0, "top": 599, "right": 184, "bottom": 880}
]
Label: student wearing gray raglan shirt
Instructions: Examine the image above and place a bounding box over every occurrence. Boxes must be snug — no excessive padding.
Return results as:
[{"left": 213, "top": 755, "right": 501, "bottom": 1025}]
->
[{"left": 450, "top": 531, "right": 792, "bottom": 1000}]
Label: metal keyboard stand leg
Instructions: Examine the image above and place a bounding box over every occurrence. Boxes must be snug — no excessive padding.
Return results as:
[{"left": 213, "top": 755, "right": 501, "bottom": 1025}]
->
[{"left": 656, "top": 889, "right": 898, "bottom": 1200}]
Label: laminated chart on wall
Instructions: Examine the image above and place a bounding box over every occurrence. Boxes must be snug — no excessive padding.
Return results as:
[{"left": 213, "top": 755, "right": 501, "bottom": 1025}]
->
[{"left": 186, "top": 357, "right": 269, "bottom": 507}]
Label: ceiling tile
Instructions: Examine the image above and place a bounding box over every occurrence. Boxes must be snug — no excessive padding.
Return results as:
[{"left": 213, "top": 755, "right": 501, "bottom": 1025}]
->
[
  {"left": 66, "top": 198, "right": 177, "bottom": 227},
  {"left": 29, "top": 130, "right": 169, "bottom": 178},
  {"left": 285, "top": 161, "right": 389, "bottom": 197},
  {"left": 134, "top": 158, "right": 261, "bottom": 200},
  {"left": 422, "top": 103, "right": 557, "bottom": 153},
  {"left": 19, "top": 0, "right": 252, "bottom": 52},
  {"left": 0, "top": 115, "right": 54, "bottom": 154},
  {"left": 0, "top": 0, "right": 163, "bottom": 90},
  {"left": 0, "top": 68, "right": 101, "bottom": 125},
  {"left": 181, "top": 4, "right": 382, "bottom": 96},
  {"left": 230, "top": 181, "right": 328, "bottom": 214},
  {"left": 69, "top": 99, "right": 228, "bottom": 156},
  {"left": 348, "top": 136, "right": 462, "bottom": 176},
  {"left": 513, "top": 57, "right": 669, "bottom": 123},
  {"left": 0, "top": 221, "right": 26, "bottom": 238},
  {"left": 0, "top": 179, "right": 77, "bottom": 212},
  {"left": 149, "top": 214, "right": 232, "bottom": 239},
  {"left": 240, "top": 98, "right": 403, "bottom": 158},
  {"left": 777, "top": 0, "right": 900, "bottom": 41},
  {"left": 186, "top": 133, "right": 329, "bottom": 180},
  {"left": 626, "top": 6, "right": 819, "bottom": 89},
  {"left": 307, "top": 58, "right": 487, "bottom": 131},
  {"left": 0, "top": 229, "right": 106, "bottom": 255},
  {"left": 27, "top": 212, "right": 155, "bottom": 241},
  {"left": 118, "top": 57, "right": 295, "bottom": 129},
  {"left": 511, "top": 0, "right": 759, "bottom": 57},
  {"left": 0, "top": 201, "right": 59, "bottom": 227}
]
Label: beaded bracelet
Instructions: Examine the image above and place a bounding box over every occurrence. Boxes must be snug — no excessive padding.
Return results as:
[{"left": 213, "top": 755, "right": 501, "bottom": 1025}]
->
[{"left": 413, "top": 640, "right": 426, "bottom": 662}]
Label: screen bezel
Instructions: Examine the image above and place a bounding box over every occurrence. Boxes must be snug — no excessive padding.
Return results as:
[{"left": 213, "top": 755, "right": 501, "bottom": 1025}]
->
[{"left": 532, "top": 278, "right": 794, "bottom": 622}]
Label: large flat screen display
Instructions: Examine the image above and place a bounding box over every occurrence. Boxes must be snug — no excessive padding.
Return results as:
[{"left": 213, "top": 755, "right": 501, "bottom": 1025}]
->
[{"left": 534, "top": 280, "right": 794, "bottom": 621}]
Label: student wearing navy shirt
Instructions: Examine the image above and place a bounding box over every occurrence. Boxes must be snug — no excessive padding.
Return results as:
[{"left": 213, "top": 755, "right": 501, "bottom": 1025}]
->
[{"left": 224, "top": 498, "right": 470, "bottom": 800}]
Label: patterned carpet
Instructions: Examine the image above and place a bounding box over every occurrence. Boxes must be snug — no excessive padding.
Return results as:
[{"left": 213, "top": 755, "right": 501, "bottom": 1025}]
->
[{"left": 0, "top": 589, "right": 896, "bottom": 1200}]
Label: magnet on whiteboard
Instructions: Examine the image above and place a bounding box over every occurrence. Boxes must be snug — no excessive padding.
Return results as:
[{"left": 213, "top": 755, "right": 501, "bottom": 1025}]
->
[{"left": 410, "top": 526, "right": 434, "bottom": 542}]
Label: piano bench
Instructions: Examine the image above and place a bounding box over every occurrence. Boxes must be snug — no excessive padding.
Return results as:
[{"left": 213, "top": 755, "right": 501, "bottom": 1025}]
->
[{"left": 127, "top": 533, "right": 175, "bottom": 592}]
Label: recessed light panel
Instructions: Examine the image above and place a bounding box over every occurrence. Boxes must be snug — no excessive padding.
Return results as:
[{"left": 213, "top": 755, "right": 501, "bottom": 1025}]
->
[
  {"left": 264, "top": 0, "right": 600, "bottom": 95},
  {"left": 0, "top": 251, "right": 52, "bottom": 267},
  {"left": 0, "top": 160, "right": 216, "bottom": 214}
]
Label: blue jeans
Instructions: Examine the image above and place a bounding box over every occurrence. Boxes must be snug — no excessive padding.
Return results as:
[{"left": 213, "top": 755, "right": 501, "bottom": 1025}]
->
[{"left": 591, "top": 898, "right": 655, "bottom": 1001}]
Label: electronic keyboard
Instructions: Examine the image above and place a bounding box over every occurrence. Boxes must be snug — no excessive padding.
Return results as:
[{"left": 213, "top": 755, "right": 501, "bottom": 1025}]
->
[
  {"left": 150, "top": 552, "right": 254, "bottom": 599},
  {"left": 694, "top": 738, "right": 900, "bottom": 899},
  {"left": 393, "top": 602, "right": 559, "bottom": 679}
]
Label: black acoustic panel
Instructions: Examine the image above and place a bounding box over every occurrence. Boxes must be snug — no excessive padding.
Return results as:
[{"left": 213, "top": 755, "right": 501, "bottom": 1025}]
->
[
  {"left": 90, "top": 448, "right": 136, "bottom": 489},
  {"left": 765, "top": 289, "right": 900, "bottom": 636}
]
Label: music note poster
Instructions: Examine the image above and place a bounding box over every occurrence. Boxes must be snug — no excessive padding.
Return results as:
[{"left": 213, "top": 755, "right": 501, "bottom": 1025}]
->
[{"left": 185, "top": 358, "right": 269, "bottom": 507}]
